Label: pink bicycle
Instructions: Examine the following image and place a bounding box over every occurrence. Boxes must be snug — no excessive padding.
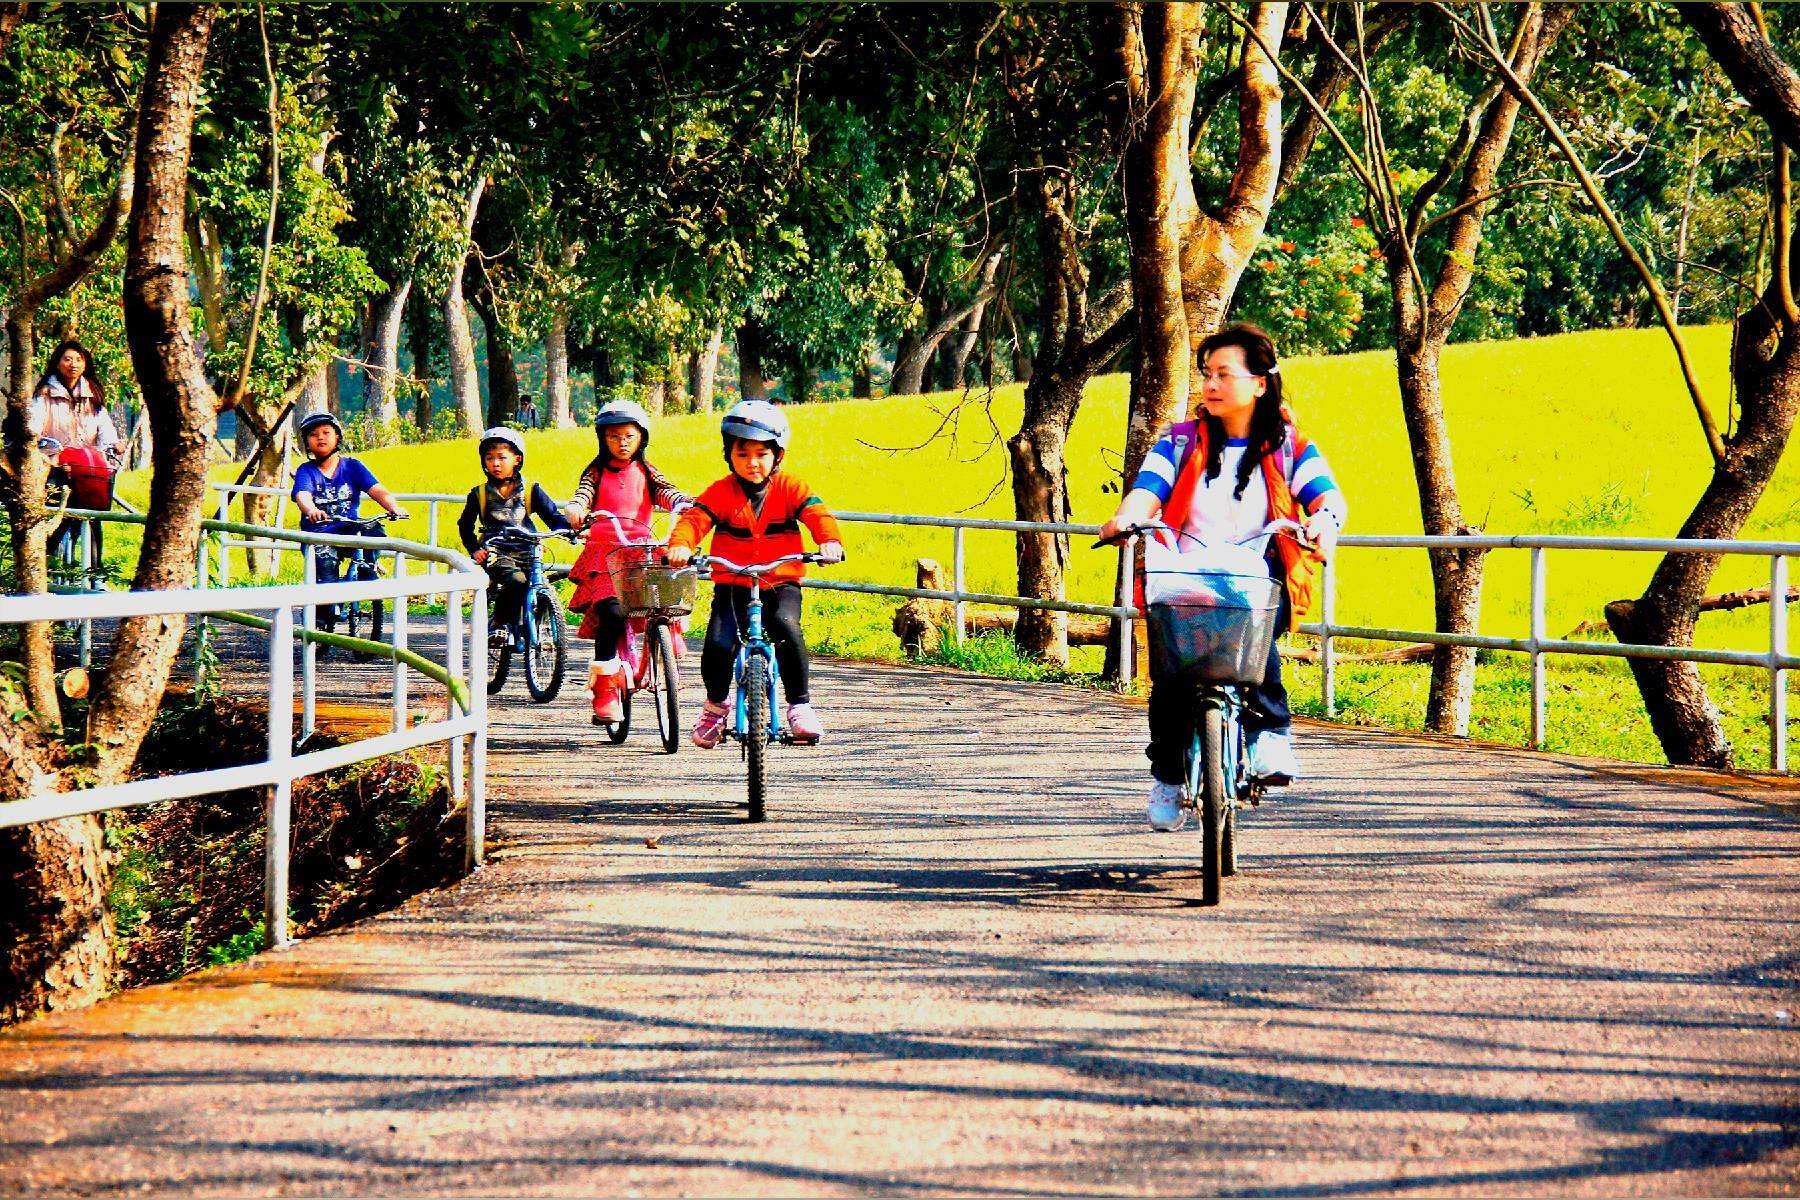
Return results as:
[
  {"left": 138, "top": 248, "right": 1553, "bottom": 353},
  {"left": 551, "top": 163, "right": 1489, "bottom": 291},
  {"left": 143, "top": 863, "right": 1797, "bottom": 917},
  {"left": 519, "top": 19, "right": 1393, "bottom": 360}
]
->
[{"left": 585, "top": 511, "right": 699, "bottom": 753}]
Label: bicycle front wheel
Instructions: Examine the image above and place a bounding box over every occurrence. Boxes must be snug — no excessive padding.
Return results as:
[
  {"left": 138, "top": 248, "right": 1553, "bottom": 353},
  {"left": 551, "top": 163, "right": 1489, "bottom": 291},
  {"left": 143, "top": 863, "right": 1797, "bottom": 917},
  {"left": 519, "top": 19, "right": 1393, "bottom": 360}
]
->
[
  {"left": 348, "top": 595, "right": 386, "bottom": 661},
  {"left": 1196, "top": 696, "right": 1229, "bottom": 907},
  {"left": 652, "top": 622, "right": 681, "bottom": 754},
  {"left": 523, "top": 588, "right": 567, "bottom": 703},
  {"left": 742, "top": 652, "right": 769, "bottom": 822},
  {"left": 606, "top": 678, "right": 632, "bottom": 744}
]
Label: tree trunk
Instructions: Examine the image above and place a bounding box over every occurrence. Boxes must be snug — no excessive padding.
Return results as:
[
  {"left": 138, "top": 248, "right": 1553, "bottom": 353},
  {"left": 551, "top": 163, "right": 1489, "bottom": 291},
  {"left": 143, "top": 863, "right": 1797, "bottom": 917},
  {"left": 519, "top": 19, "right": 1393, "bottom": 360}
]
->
[
  {"left": 787, "top": 354, "right": 815, "bottom": 404},
  {"left": 941, "top": 254, "right": 1004, "bottom": 392},
  {"left": 1008, "top": 390, "right": 1080, "bottom": 663},
  {"left": 1003, "top": 299, "right": 1033, "bottom": 384},
  {"left": 893, "top": 269, "right": 1002, "bottom": 398},
  {"left": 1, "top": 106, "right": 136, "bottom": 720},
  {"left": 668, "top": 342, "right": 691, "bottom": 414},
  {"left": 363, "top": 274, "right": 411, "bottom": 429},
  {"left": 545, "top": 306, "right": 573, "bottom": 427},
  {"left": 642, "top": 374, "right": 666, "bottom": 417},
  {"left": 186, "top": 212, "right": 228, "bottom": 360},
  {"left": 443, "top": 175, "right": 487, "bottom": 434},
  {"left": 405, "top": 282, "right": 434, "bottom": 432},
  {"left": 285, "top": 304, "right": 328, "bottom": 418},
  {"left": 473, "top": 294, "right": 519, "bottom": 428},
  {"left": 737, "top": 317, "right": 768, "bottom": 399},
  {"left": 852, "top": 356, "right": 873, "bottom": 398},
  {"left": 689, "top": 324, "right": 722, "bottom": 412},
  {"left": 0, "top": 1, "right": 217, "bottom": 1028}
]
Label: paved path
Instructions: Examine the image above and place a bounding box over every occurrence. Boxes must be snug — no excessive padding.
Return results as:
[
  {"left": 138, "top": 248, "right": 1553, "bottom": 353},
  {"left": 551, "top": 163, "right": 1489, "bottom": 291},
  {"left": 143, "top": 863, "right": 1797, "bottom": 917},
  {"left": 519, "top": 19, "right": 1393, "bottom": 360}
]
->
[{"left": 2, "top": 634, "right": 1798, "bottom": 1196}]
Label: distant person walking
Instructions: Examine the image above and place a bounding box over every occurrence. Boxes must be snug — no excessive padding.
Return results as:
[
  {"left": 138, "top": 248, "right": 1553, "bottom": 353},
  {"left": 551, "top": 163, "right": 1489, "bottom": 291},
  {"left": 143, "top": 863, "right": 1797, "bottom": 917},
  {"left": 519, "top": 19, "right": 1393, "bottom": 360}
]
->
[{"left": 518, "top": 392, "right": 540, "bottom": 430}]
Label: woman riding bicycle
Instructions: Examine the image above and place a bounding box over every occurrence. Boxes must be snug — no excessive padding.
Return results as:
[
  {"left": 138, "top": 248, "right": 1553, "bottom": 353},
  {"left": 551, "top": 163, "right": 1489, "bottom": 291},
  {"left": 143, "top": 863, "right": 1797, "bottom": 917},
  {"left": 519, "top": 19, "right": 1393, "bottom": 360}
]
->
[
  {"left": 29, "top": 339, "right": 122, "bottom": 465},
  {"left": 1097, "top": 323, "right": 1346, "bottom": 832},
  {"left": 563, "top": 398, "right": 691, "bottom": 725},
  {"left": 457, "top": 427, "right": 571, "bottom": 649}
]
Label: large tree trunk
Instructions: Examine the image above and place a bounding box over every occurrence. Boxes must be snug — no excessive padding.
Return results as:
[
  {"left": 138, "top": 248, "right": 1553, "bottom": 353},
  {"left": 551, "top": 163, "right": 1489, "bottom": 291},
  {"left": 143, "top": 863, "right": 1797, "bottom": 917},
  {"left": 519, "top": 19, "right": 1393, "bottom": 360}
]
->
[
  {"left": 668, "top": 342, "right": 692, "bottom": 414},
  {"left": 405, "top": 283, "right": 434, "bottom": 432},
  {"left": 737, "top": 317, "right": 768, "bottom": 400},
  {"left": 893, "top": 266, "right": 1002, "bottom": 398},
  {"left": 443, "top": 175, "right": 487, "bottom": 434},
  {"left": 545, "top": 306, "right": 573, "bottom": 427},
  {"left": 363, "top": 274, "right": 411, "bottom": 429},
  {"left": 1009, "top": 382, "right": 1083, "bottom": 662},
  {"left": 0, "top": 1, "right": 218, "bottom": 1028},
  {"left": 285, "top": 303, "right": 329, "bottom": 418},
  {"left": 473, "top": 292, "right": 519, "bottom": 428},
  {"left": 689, "top": 324, "right": 722, "bottom": 412}
]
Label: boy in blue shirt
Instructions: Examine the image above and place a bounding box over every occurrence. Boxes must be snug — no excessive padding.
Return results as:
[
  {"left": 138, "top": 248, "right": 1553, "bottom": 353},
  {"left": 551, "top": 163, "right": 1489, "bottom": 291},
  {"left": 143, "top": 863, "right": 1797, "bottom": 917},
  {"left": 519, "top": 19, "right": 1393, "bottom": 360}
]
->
[{"left": 291, "top": 413, "right": 409, "bottom": 533}]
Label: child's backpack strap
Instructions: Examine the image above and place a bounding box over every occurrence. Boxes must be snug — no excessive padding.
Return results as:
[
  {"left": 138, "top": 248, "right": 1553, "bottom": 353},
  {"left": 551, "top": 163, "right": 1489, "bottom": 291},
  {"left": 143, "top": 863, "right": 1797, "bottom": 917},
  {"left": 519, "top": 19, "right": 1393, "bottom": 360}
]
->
[{"left": 1167, "top": 419, "right": 1202, "bottom": 476}]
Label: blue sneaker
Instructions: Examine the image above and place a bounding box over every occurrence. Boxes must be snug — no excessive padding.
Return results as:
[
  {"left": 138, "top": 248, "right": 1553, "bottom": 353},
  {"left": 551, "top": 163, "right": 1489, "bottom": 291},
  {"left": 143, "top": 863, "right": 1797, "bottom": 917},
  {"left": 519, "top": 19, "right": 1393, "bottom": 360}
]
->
[
  {"left": 1148, "top": 781, "right": 1186, "bottom": 831},
  {"left": 1247, "top": 729, "right": 1299, "bottom": 786}
]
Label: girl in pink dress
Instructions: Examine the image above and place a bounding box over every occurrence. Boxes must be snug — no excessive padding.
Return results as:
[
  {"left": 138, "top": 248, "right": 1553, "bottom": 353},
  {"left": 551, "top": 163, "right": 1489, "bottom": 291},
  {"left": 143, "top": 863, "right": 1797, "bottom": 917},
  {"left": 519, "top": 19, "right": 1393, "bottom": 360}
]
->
[{"left": 563, "top": 399, "right": 692, "bottom": 723}]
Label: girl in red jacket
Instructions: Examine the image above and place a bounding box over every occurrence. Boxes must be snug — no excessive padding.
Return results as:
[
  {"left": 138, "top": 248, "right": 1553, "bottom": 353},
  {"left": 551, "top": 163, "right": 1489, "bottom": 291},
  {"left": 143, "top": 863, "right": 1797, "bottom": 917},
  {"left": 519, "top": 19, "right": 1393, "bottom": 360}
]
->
[{"left": 665, "top": 400, "right": 845, "bottom": 746}]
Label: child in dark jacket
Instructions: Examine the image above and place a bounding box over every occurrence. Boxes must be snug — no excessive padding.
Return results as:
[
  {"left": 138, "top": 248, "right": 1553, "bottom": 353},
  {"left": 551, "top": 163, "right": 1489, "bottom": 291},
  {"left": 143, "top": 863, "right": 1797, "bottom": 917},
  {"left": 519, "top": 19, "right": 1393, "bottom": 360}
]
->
[{"left": 457, "top": 427, "right": 570, "bottom": 646}]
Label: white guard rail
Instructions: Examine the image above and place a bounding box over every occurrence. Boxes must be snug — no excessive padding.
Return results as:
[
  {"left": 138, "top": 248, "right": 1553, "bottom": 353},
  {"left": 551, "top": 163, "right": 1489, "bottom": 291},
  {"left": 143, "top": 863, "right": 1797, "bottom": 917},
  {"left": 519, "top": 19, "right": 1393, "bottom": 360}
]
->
[
  {"left": 208, "top": 483, "right": 1800, "bottom": 770},
  {"left": 0, "top": 510, "right": 490, "bottom": 951}
]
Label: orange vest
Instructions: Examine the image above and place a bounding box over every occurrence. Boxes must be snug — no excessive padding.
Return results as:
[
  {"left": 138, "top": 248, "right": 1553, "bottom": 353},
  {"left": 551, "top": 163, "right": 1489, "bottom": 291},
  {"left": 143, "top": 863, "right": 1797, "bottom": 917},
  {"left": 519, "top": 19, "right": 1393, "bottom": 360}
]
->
[
  {"left": 669, "top": 472, "right": 842, "bottom": 587},
  {"left": 1155, "top": 419, "right": 1321, "bottom": 631}
]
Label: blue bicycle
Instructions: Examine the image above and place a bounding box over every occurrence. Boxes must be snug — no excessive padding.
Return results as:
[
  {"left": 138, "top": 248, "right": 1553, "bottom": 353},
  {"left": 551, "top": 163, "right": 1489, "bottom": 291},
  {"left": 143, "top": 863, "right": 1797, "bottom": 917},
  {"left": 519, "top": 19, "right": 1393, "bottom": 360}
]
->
[
  {"left": 691, "top": 550, "right": 832, "bottom": 823},
  {"left": 315, "top": 512, "right": 402, "bottom": 659},
  {"left": 481, "top": 525, "right": 576, "bottom": 702}
]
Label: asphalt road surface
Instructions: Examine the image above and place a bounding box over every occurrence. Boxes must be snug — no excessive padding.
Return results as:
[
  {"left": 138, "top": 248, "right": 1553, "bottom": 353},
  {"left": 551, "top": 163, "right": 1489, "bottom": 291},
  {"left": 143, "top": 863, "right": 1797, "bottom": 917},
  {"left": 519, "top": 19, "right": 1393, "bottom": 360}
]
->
[{"left": 2, "top": 632, "right": 1797, "bottom": 1196}]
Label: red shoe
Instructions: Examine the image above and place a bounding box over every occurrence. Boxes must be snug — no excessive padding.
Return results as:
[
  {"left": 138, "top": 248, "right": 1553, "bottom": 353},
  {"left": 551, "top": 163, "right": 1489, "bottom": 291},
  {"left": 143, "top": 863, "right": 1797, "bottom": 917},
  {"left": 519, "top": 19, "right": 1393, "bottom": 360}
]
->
[
  {"left": 691, "top": 700, "right": 727, "bottom": 749},
  {"left": 589, "top": 663, "right": 624, "bottom": 725}
]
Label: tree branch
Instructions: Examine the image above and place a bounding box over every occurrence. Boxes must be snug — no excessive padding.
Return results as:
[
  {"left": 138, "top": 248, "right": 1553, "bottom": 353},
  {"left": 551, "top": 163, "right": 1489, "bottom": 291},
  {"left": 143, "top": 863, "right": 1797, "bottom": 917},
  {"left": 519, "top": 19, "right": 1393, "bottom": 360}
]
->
[
  {"left": 1416, "top": 177, "right": 1579, "bottom": 235},
  {"left": 1682, "top": 3, "right": 1800, "bottom": 152},
  {"left": 1432, "top": 1, "right": 1725, "bottom": 465}
]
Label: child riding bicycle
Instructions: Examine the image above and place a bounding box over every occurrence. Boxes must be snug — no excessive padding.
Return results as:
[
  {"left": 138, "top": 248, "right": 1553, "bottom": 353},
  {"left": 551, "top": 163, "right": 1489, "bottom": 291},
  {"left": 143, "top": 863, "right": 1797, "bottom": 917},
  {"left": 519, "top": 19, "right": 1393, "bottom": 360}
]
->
[
  {"left": 563, "top": 399, "right": 692, "bottom": 724},
  {"left": 665, "top": 400, "right": 845, "bottom": 747},
  {"left": 1097, "top": 324, "right": 1346, "bottom": 832},
  {"left": 291, "top": 413, "right": 410, "bottom": 536},
  {"left": 457, "top": 427, "right": 572, "bottom": 649}
]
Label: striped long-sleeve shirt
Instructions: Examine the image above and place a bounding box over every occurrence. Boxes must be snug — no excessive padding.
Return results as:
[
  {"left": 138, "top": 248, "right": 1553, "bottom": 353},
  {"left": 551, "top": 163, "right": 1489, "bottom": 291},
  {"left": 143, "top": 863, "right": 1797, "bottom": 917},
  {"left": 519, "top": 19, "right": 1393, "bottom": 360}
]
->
[{"left": 1129, "top": 423, "right": 1347, "bottom": 546}]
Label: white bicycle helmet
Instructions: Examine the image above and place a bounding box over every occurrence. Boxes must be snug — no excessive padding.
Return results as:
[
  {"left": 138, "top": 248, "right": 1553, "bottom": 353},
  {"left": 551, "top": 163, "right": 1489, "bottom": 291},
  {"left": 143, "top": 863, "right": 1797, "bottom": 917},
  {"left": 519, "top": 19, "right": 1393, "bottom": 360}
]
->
[
  {"left": 720, "top": 398, "right": 789, "bottom": 456},
  {"left": 594, "top": 397, "right": 653, "bottom": 448},
  {"left": 478, "top": 426, "right": 526, "bottom": 462}
]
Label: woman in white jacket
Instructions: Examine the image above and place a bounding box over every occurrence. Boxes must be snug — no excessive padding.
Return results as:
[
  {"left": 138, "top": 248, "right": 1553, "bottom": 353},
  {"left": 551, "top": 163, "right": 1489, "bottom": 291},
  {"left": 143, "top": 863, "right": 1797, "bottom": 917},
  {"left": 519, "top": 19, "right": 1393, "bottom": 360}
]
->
[{"left": 29, "top": 339, "right": 120, "bottom": 460}]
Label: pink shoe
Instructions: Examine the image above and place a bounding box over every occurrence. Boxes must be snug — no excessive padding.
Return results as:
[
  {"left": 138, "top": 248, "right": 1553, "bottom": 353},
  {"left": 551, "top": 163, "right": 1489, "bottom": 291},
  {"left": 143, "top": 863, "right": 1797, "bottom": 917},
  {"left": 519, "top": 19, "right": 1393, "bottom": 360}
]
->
[
  {"left": 785, "top": 703, "right": 823, "bottom": 744},
  {"left": 691, "top": 700, "right": 727, "bottom": 749},
  {"left": 588, "top": 664, "right": 623, "bottom": 725}
]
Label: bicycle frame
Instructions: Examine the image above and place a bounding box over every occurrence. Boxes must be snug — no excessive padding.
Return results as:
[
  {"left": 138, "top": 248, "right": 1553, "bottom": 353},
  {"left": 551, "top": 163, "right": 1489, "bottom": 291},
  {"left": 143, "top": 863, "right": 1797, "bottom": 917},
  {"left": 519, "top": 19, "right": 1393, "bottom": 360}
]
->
[{"left": 730, "top": 577, "right": 784, "bottom": 745}]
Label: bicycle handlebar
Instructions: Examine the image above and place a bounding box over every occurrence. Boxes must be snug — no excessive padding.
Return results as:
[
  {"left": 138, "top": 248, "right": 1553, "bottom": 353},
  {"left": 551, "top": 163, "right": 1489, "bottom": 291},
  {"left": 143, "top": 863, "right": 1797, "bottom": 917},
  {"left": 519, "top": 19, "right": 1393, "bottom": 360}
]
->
[
  {"left": 1091, "top": 517, "right": 1315, "bottom": 552},
  {"left": 692, "top": 551, "right": 830, "bottom": 577}
]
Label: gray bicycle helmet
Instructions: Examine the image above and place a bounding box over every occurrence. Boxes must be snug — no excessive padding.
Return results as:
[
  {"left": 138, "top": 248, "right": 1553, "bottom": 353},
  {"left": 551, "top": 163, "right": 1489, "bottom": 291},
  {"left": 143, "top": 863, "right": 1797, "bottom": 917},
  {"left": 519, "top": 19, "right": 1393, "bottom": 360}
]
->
[
  {"left": 478, "top": 426, "right": 526, "bottom": 463},
  {"left": 593, "top": 397, "right": 652, "bottom": 449},
  {"left": 719, "top": 399, "right": 789, "bottom": 458}
]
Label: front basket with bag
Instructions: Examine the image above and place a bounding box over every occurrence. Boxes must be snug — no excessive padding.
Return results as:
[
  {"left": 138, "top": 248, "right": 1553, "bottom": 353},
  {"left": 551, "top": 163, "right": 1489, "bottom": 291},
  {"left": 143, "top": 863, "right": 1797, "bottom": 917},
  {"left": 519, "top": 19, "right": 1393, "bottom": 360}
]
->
[{"left": 1142, "top": 539, "right": 1282, "bottom": 684}]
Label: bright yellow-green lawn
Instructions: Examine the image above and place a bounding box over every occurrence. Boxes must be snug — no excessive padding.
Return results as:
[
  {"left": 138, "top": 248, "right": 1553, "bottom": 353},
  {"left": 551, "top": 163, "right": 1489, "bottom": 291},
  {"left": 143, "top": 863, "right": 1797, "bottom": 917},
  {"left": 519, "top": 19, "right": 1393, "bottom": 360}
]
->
[{"left": 110, "top": 323, "right": 1799, "bottom": 767}]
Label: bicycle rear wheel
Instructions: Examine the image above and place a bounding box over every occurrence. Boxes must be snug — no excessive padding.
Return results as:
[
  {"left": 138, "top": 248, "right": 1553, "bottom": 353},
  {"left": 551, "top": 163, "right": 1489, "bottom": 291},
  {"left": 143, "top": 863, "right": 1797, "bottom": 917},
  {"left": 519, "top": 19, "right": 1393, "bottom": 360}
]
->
[
  {"left": 652, "top": 622, "right": 680, "bottom": 754},
  {"left": 487, "top": 621, "right": 512, "bottom": 694},
  {"left": 742, "top": 653, "right": 769, "bottom": 822},
  {"left": 1196, "top": 696, "right": 1228, "bottom": 906},
  {"left": 523, "top": 587, "right": 567, "bottom": 702},
  {"left": 605, "top": 680, "right": 632, "bottom": 743}
]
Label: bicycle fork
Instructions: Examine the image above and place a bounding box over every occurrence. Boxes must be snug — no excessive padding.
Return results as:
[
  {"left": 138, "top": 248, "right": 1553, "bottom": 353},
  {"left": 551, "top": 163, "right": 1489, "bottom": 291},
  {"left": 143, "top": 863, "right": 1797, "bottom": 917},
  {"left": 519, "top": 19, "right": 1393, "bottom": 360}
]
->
[{"left": 732, "top": 583, "right": 782, "bottom": 743}]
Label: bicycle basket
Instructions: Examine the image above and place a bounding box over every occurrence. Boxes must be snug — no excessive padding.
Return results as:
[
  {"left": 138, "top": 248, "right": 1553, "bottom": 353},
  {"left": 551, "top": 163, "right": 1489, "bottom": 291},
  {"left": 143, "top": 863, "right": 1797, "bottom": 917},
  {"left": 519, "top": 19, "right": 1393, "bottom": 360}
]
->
[
  {"left": 605, "top": 543, "right": 699, "bottom": 616},
  {"left": 57, "top": 447, "right": 115, "bottom": 510},
  {"left": 1143, "top": 540, "right": 1282, "bottom": 683}
]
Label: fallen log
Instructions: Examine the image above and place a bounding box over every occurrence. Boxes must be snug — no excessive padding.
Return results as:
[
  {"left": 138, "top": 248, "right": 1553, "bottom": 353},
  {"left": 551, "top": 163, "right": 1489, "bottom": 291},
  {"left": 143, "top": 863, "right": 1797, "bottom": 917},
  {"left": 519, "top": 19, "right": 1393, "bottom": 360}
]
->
[{"left": 893, "top": 559, "right": 1112, "bottom": 655}]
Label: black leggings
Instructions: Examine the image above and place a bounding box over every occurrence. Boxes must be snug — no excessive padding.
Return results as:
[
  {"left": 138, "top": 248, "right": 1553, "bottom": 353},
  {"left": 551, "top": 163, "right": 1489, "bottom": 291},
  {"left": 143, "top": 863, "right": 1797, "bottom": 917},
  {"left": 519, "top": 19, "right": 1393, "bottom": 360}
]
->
[
  {"left": 486, "top": 559, "right": 529, "bottom": 630},
  {"left": 588, "top": 596, "right": 627, "bottom": 659},
  {"left": 701, "top": 582, "right": 809, "bottom": 706}
]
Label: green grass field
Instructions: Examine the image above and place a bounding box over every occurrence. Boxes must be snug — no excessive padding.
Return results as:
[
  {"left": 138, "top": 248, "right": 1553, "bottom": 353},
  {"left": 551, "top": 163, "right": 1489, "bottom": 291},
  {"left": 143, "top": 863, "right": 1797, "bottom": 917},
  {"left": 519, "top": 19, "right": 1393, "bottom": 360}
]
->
[{"left": 107, "top": 323, "right": 1800, "bottom": 769}]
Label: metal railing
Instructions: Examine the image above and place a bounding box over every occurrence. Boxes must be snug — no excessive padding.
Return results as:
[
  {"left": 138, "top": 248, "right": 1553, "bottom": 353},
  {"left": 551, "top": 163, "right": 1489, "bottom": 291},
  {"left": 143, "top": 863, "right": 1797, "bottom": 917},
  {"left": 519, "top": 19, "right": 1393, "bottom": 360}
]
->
[
  {"left": 0, "top": 511, "right": 490, "bottom": 950},
  {"left": 206, "top": 483, "right": 1800, "bottom": 767}
]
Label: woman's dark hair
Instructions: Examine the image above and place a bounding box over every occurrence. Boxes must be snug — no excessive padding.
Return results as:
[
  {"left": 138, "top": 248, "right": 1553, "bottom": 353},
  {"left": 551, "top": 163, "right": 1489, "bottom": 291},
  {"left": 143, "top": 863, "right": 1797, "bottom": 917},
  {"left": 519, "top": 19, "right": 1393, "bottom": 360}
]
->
[
  {"left": 37, "top": 339, "right": 105, "bottom": 405},
  {"left": 1195, "top": 322, "right": 1285, "bottom": 500}
]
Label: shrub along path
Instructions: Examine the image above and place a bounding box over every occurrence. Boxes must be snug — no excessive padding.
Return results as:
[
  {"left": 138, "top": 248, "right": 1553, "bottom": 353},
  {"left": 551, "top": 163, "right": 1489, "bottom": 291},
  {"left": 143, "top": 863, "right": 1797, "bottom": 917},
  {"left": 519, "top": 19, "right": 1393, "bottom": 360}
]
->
[{"left": 1, "top": 630, "right": 1797, "bottom": 1196}]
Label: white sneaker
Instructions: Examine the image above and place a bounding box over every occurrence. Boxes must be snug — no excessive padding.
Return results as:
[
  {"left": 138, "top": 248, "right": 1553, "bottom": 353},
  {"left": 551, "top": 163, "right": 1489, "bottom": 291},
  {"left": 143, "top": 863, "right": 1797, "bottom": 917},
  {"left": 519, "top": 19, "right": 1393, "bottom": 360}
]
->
[
  {"left": 1147, "top": 781, "right": 1186, "bottom": 831},
  {"left": 1248, "top": 728, "right": 1299, "bottom": 785}
]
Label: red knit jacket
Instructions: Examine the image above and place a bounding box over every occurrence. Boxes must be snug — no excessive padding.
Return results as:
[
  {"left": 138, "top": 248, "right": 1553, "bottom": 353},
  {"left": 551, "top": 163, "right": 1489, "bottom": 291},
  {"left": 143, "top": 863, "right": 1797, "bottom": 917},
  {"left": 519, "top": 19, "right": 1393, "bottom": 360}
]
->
[{"left": 669, "top": 472, "right": 842, "bottom": 586}]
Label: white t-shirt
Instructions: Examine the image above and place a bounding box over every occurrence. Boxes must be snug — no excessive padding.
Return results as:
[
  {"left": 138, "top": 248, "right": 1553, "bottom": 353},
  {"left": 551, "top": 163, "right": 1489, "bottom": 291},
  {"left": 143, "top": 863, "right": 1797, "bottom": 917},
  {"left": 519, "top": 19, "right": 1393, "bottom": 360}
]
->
[{"left": 1176, "top": 440, "right": 1271, "bottom": 549}]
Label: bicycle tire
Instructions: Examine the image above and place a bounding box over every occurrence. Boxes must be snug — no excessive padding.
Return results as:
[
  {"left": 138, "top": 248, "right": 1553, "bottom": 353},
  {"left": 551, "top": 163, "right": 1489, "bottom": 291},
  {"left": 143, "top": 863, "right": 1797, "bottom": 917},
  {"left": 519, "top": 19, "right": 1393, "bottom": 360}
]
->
[
  {"left": 1198, "top": 696, "right": 1228, "bottom": 906},
  {"left": 523, "top": 588, "right": 567, "bottom": 703},
  {"left": 652, "top": 622, "right": 681, "bottom": 754},
  {"left": 605, "top": 678, "right": 631, "bottom": 744},
  {"left": 743, "top": 652, "right": 770, "bottom": 822}
]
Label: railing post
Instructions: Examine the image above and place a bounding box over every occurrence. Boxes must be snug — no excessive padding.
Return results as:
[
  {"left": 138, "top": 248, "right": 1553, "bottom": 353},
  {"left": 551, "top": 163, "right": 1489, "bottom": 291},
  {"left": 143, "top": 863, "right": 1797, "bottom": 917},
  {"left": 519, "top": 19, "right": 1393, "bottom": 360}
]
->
[
  {"left": 1529, "top": 546, "right": 1547, "bottom": 750},
  {"left": 264, "top": 604, "right": 295, "bottom": 950},
  {"left": 1772, "top": 554, "right": 1789, "bottom": 772},
  {"left": 952, "top": 525, "right": 967, "bottom": 647},
  {"left": 77, "top": 519, "right": 93, "bottom": 668},
  {"left": 447, "top": 573, "right": 465, "bottom": 802},
  {"left": 1321, "top": 553, "right": 1337, "bottom": 718},
  {"left": 301, "top": 545, "right": 317, "bottom": 740},
  {"left": 427, "top": 502, "right": 441, "bottom": 575},
  {"left": 1114, "top": 534, "right": 1135, "bottom": 695},
  {"left": 215, "top": 491, "right": 232, "bottom": 591},
  {"left": 392, "top": 557, "right": 410, "bottom": 732},
  {"left": 194, "top": 529, "right": 212, "bottom": 683},
  {"left": 466, "top": 576, "right": 488, "bottom": 870}
]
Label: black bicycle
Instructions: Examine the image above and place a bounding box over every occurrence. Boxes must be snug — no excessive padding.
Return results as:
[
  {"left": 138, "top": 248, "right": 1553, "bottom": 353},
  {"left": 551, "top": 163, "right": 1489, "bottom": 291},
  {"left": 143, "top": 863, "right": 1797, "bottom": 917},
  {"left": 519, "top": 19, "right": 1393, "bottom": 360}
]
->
[
  {"left": 483, "top": 526, "right": 573, "bottom": 702},
  {"left": 315, "top": 513, "right": 402, "bottom": 659}
]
